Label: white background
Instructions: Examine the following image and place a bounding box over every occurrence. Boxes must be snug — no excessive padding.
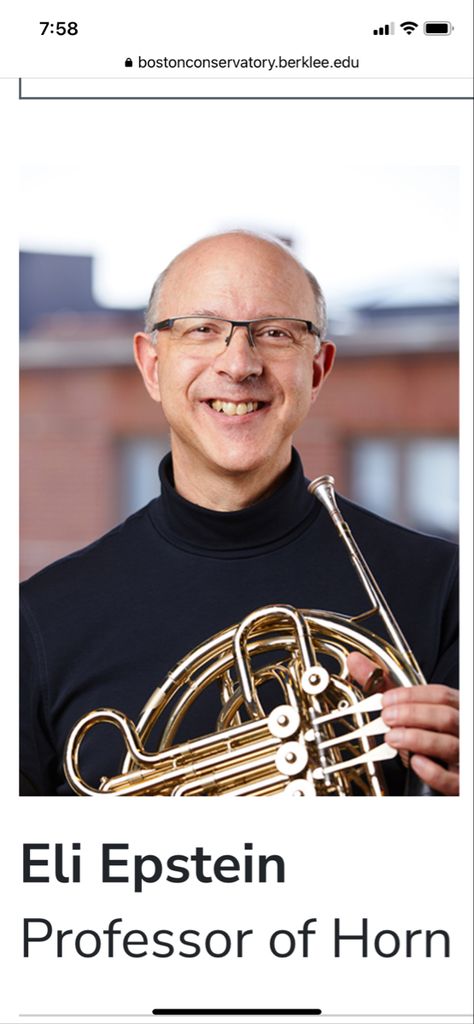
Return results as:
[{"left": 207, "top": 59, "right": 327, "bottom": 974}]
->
[
  {"left": 17, "top": 106, "right": 460, "bottom": 312},
  {"left": 1, "top": 3, "right": 473, "bottom": 1023}
]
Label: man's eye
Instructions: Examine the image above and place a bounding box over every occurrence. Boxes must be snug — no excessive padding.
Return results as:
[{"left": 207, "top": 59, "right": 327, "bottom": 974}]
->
[
  {"left": 185, "top": 323, "right": 218, "bottom": 337},
  {"left": 256, "top": 327, "right": 291, "bottom": 340}
]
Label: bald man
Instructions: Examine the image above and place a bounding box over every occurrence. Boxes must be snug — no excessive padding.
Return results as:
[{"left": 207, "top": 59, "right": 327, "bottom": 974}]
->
[{"left": 20, "top": 232, "right": 459, "bottom": 796}]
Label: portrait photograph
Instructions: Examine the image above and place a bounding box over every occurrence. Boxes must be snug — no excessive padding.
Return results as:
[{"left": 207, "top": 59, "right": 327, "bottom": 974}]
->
[{"left": 19, "top": 100, "right": 459, "bottom": 799}]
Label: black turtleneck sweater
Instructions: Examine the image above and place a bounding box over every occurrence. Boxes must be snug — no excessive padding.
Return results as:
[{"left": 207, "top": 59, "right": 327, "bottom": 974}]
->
[{"left": 20, "top": 450, "right": 458, "bottom": 796}]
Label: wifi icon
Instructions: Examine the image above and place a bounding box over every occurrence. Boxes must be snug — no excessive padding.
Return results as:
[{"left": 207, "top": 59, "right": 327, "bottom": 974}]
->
[{"left": 400, "top": 21, "right": 418, "bottom": 34}]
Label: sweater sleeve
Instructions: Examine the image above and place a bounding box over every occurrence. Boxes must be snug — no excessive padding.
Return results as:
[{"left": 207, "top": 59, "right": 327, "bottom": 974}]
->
[
  {"left": 20, "top": 596, "right": 60, "bottom": 795},
  {"left": 429, "top": 561, "right": 458, "bottom": 688}
]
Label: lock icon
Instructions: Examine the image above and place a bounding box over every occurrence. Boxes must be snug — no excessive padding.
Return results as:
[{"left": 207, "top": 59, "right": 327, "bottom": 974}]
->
[{"left": 125, "top": 57, "right": 133, "bottom": 68}]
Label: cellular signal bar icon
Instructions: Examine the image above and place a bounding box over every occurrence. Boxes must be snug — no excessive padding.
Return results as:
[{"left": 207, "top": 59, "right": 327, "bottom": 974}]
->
[{"left": 373, "top": 22, "right": 395, "bottom": 35}]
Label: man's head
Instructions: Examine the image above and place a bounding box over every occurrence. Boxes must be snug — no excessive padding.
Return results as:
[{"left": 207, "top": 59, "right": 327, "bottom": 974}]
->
[
  {"left": 134, "top": 231, "right": 336, "bottom": 508},
  {"left": 144, "top": 231, "right": 328, "bottom": 341}
]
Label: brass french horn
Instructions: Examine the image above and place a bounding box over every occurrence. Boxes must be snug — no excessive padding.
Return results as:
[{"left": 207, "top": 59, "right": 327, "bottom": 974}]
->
[{"left": 64, "top": 477, "right": 427, "bottom": 797}]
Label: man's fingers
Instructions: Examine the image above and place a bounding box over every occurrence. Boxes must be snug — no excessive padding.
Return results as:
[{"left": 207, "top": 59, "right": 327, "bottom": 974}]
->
[
  {"left": 410, "top": 755, "right": 459, "bottom": 796},
  {"left": 385, "top": 727, "right": 459, "bottom": 764},
  {"left": 382, "top": 701, "right": 459, "bottom": 735},
  {"left": 346, "top": 652, "right": 391, "bottom": 692},
  {"left": 345, "top": 654, "right": 460, "bottom": 796},
  {"left": 383, "top": 684, "right": 459, "bottom": 708}
]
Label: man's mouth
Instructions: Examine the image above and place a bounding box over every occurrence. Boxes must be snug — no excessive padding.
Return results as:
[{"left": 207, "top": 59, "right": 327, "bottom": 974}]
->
[{"left": 205, "top": 399, "right": 266, "bottom": 417}]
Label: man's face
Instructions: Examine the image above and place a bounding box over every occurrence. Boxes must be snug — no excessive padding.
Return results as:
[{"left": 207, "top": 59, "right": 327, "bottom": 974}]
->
[{"left": 135, "top": 235, "right": 335, "bottom": 492}]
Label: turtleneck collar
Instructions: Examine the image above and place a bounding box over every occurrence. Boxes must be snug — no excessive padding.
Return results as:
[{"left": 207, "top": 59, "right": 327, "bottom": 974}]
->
[{"left": 148, "top": 448, "right": 321, "bottom": 556}]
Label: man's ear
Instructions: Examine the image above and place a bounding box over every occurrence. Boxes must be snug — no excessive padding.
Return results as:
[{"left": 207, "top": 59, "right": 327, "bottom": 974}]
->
[
  {"left": 133, "top": 332, "right": 161, "bottom": 403},
  {"left": 311, "top": 340, "right": 336, "bottom": 401}
]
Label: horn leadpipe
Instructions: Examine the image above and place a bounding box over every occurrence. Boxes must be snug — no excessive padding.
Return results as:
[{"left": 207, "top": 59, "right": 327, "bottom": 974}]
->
[{"left": 308, "top": 475, "right": 427, "bottom": 687}]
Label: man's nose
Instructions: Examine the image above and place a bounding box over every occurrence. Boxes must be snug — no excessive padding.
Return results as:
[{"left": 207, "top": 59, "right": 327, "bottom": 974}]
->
[{"left": 214, "top": 324, "right": 263, "bottom": 378}]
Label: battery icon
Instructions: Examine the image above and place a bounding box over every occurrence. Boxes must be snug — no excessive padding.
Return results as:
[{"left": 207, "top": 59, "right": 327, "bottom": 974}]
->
[{"left": 423, "top": 21, "right": 453, "bottom": 35}]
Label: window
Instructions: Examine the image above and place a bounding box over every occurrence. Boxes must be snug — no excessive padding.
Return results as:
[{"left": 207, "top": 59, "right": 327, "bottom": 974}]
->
[
  {"left": 119, "top": 436, "right": 170, "bottom": 518},
  {"left": 351, "top": 437, "right": 458, "bottom": 539}
]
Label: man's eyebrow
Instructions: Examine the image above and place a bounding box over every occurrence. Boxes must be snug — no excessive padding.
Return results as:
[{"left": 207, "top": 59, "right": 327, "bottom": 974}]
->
[
  {"left": 188, "top": 308, "right": 222, "bottom": 317},
  {"left": 185, "top": 310, "right": 300, "bottom": 319}
]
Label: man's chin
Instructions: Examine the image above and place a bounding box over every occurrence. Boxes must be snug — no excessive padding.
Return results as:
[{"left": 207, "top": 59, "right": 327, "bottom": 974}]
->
[
  {"left": 170, "top": 427, "right": 290, "bottom": 483},
  {"left": 202, "top": 442, "right": 289, "bottom": 481},
  {"left": 208, "top": 455, "right": 267, "bottom": 477}
]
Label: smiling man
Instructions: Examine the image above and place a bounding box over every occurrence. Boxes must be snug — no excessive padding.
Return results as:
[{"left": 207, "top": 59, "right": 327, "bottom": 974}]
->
[
  {"left": 134, "top": 232, "right": 334, "bottom": 510},
  {"left": 20, "top": 231, "right": 459, "bottom": 796}
]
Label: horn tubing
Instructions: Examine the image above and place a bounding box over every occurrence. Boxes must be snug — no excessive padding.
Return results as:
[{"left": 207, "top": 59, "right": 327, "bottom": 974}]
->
[
  {"left": 63, "top": 475, "right": 428, "bottom": 797},
  {"left": 308, "top": 476, "right": 427, "bottom": 687},
  {"left": 234, "top": 604, "right": 317, "bottom": 717}
]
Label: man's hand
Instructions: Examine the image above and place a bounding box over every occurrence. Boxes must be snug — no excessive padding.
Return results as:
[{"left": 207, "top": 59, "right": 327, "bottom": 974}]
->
[{"left": 347, "top": 653, "right": 459, "bottom": 796}]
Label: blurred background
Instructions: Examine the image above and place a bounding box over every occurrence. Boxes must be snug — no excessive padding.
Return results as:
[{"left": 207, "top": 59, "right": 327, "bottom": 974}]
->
[{"left": 19, "top": 104, "right": 458, "bottom": 581}]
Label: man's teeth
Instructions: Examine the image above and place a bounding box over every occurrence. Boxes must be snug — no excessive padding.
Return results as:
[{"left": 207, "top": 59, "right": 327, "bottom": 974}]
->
[{"left": 210, "top": 400, "right": 260, "bottom": 416}]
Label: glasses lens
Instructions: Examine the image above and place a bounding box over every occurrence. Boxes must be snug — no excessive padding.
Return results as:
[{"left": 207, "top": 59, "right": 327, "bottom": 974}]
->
[
  {"left": 250, "top": 319, "right": 312, "bottom": 349},
  {"left": 168, "top": 317, "right": 230, "bottom": 346}
]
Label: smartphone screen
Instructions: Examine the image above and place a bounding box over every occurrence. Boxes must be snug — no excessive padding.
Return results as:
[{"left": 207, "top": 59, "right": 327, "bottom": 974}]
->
[{"left": 2, "top": 3, "right": 473, "bottom": 1023}]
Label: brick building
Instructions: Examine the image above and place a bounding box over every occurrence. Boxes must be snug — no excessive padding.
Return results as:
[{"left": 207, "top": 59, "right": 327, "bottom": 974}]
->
[{"left": 20, "top": 252, "right": 458, "bottom": 581}]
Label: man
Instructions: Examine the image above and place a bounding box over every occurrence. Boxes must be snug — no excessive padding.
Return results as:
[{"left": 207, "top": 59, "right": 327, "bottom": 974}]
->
[{"left": 20, "top": 231, "right": 459, "bottom": 796}]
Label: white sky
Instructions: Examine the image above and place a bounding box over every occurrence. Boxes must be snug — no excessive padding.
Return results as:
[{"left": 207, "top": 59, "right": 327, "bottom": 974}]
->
[{"left": 19, "top": 100, "right": 459, "bottom": 310}]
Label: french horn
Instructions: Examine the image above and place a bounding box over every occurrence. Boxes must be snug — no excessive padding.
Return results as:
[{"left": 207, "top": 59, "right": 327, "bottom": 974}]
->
[{"left": 64, "top": 476, "right": 427, "bottom": 797}]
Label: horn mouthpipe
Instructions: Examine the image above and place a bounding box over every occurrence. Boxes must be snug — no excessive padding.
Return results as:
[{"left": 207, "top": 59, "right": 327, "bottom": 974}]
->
[{"left": 308, "top": 475, "right": 427, "bottom": 687}]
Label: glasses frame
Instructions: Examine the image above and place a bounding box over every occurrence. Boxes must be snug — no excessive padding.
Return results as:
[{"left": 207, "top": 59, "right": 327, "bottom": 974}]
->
[{"left": 151, "top": 316, "right": 322, "bottom": 354}]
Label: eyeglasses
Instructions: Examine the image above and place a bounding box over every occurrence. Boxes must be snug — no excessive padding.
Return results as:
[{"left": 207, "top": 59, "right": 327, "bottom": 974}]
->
[{"left": 151, "top": 317, "right": 322, "bottom": 356}]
